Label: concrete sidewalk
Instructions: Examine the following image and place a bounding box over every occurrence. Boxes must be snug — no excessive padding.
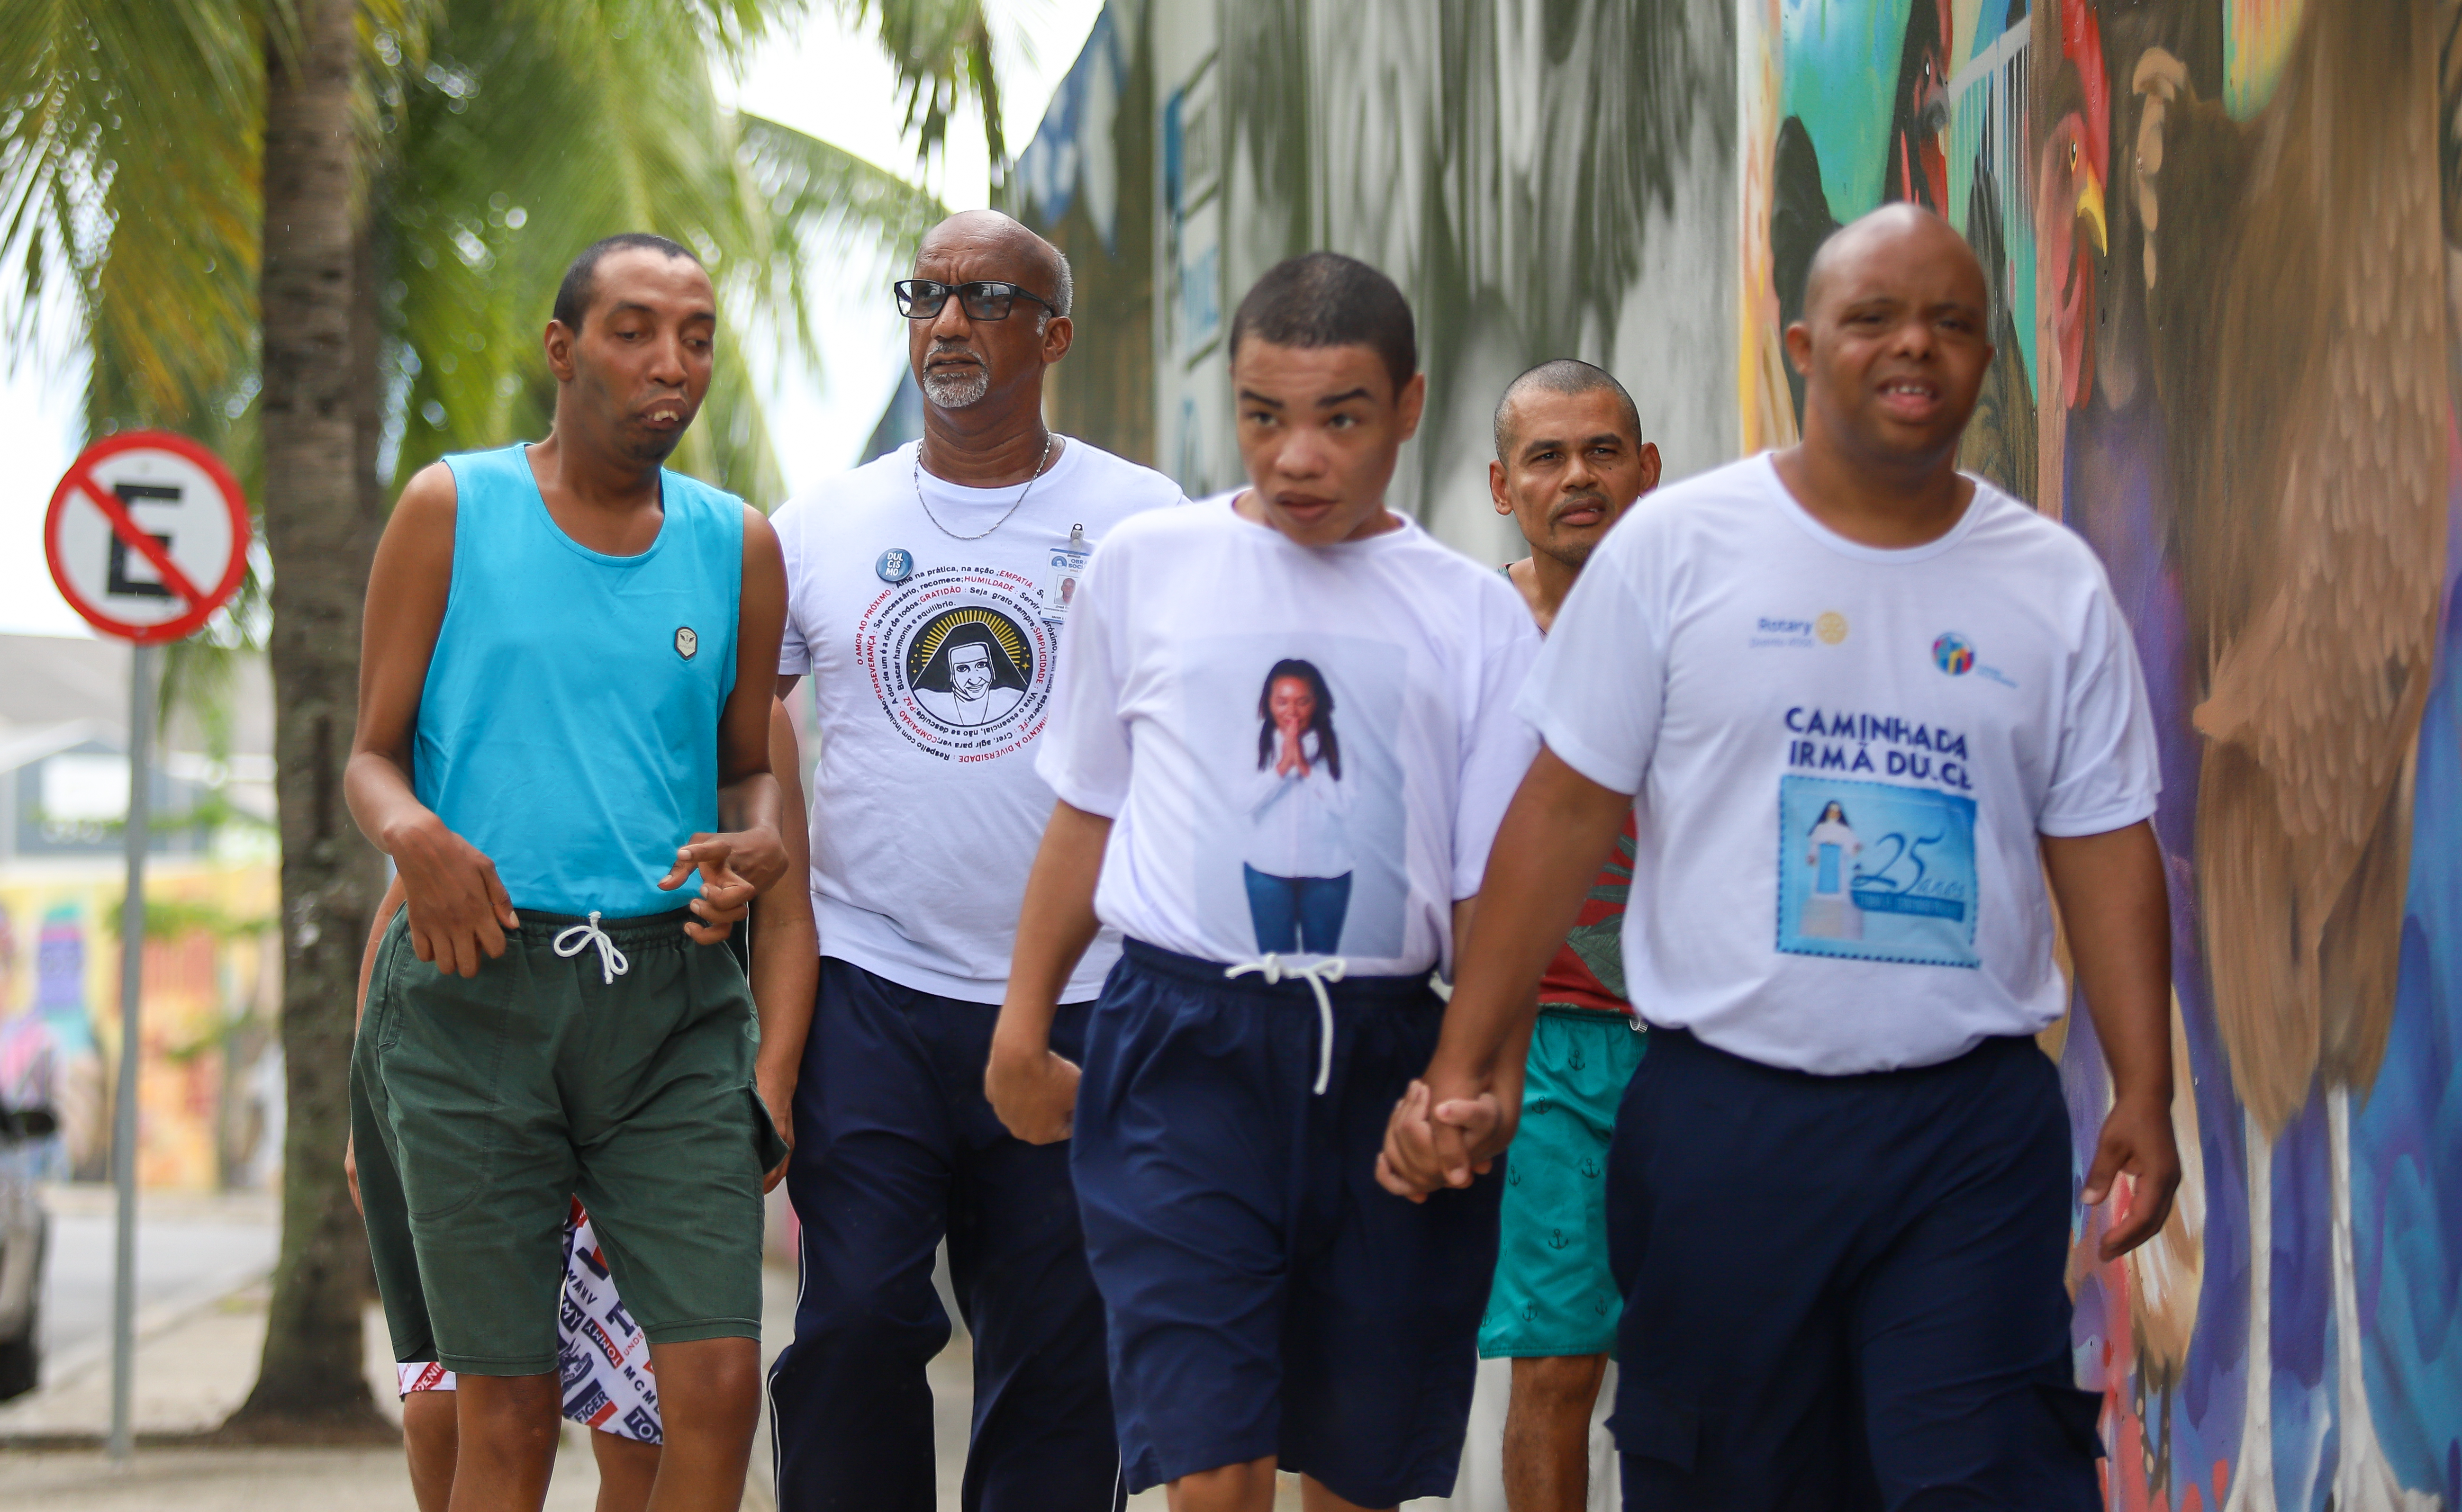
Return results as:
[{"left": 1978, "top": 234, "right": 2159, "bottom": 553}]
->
[
  {"left": 0, "top": 1263, "right": 806, "bottom": 1510},
  {"left": 0, "top": 1182, "right": 1484, "bottom": 1509},
  {"left": 0, "top": 1229, "right": 1087, "bottom": 1511}
]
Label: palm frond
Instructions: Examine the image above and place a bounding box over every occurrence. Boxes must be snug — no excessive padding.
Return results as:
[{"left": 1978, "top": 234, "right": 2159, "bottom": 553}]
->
[
  {"left": 832, "top": 0, "right": 1008, "bottom": 173},
  {"left": 0, "top": 0, "right": 263, "bottom": 417},
  {"left": 379, "top": 0, "right": 934, "bottom": 504}
]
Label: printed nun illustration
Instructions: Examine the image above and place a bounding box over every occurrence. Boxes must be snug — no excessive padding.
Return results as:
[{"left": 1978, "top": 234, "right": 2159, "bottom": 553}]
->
[
  {"left": 1242, "top": 659, "right": 1355, "bottom": 953},
  {"left": 1774, "top": 774, "right": 1977, "bottom": 969},
  {"left": 1801, "top": 799, "right": 1864, "bottom": 941},
  {"left": 913, "top": 620, "right": 1029, "bottom": 728}
]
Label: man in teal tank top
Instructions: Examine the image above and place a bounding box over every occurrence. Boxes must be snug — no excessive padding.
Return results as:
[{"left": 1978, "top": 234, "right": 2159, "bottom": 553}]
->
[{"left": 345, "top": 234, "right": 791, "bottom": 1512}]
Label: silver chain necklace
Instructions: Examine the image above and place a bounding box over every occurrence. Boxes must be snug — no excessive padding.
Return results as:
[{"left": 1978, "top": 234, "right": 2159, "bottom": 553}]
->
[{"left": 913, "top": 432, "right": 1057, "bottom": 542}]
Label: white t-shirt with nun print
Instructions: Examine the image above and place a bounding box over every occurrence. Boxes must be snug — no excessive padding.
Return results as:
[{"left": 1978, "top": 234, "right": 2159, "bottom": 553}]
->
[
  {"left": 1036, "top": 493, "right": 1542, "bottom": 979},
  {"left": 1521, "top": 454, "right": 2160, "bottom": 1075},
  {"left": 771, "top": 437, "right": 1184, "bottom": 1003}
]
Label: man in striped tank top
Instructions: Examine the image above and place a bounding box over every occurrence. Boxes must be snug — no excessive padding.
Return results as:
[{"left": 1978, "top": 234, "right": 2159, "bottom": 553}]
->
[
  {"left": 1476, "top": 361, "right": 1658, "bottom": 1512},
  {"left": 345, "top": 234, "right": 796, "bottom": 1512}
]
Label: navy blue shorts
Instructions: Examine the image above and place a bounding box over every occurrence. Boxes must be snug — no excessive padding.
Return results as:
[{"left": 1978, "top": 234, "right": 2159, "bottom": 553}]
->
[
  {"left": 1607, "top": 1027, "right": 2103, "bottom": 1511},
  {"left": 1070, "top": 939, "right": 1501, "bottom": 1506}
]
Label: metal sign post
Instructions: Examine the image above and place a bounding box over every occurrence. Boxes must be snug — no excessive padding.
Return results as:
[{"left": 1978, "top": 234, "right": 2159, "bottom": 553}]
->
[
  {"left": 108, "top": 641, "right": 154, "bottom": 1462},
  {"left": 43, "top": 431, "right": 249, "bottom": 1465}
]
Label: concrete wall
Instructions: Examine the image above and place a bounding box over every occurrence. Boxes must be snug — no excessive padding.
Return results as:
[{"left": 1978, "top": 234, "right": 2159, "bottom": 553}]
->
[{"left": 1021, "top": 0, "right": 1738, "bottom": 560}]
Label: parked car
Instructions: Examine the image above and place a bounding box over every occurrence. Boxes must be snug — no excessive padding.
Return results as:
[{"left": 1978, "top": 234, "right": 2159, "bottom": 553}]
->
[{"left": 0, "top": 1095, "right": 55, "bottom": 1401}]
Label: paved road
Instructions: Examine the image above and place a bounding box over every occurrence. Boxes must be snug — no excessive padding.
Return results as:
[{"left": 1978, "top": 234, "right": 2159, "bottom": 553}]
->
[{"left": 35, "top": 1185, "right": 276, "bottom": 1369}]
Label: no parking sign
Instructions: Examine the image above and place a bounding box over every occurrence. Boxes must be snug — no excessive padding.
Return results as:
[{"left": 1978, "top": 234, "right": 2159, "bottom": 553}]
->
[
  {"left": 43, "top": 430, "right": 251, "bottom": 642},
  {"left": 36, "top": 427, "right": 247, "bottom": 1462}
]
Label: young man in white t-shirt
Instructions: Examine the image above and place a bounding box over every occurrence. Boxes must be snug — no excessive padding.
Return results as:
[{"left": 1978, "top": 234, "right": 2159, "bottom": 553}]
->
[
  {"left": 1382, "top": 205, "right": 2183, "bottom": 1508},
  {"left": 986, "top": 252, "right": 1540, "bottom": 1512},
  {"left": 764, "top": 210, "right": 1181, "bottom": 1512}
]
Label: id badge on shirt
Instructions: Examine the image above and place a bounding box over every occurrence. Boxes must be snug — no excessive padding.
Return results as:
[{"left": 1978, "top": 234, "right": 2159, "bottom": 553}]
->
[{"left": 1042, "top": 523, "right": 1090, "bottom": 622}]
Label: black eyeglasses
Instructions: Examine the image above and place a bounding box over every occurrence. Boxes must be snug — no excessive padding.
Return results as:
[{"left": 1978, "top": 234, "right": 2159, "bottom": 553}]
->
[{"left": 894, "top": 279, "right": 1061, "bottom": 322}]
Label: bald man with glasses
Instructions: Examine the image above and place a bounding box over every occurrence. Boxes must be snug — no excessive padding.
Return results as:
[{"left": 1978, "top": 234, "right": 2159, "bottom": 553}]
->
[{"left": 763, "top": 210, "right": 1182, "bottom": 1512}]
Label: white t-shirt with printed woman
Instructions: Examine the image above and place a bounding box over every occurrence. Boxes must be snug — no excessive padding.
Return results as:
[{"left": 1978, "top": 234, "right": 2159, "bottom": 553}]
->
[{"left": 1037, "top": 492, "right": 1540, "bottom": 977}]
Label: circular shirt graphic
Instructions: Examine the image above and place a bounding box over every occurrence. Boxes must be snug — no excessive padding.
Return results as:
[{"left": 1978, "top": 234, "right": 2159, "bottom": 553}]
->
[
  {"left": 860, "top": 566, "right": 1055, "bottom": 762},
  {"left": 1932, "top": 631, "right": 1975, "bottom": 675},
  {"left": 1815, "top": 611, "right": 1848, "bottom": 645}
]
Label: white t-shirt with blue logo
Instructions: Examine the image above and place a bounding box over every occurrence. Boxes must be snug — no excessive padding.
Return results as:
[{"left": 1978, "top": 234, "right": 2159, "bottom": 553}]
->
[{"left": 1522, "top": 453, "right": 2159, "bottom": 1074}]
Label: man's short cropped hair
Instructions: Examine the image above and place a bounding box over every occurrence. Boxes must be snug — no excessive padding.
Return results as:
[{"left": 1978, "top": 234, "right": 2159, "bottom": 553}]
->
[
  {"left": 1493, "top": 358, "right": 1643, "bottom": 461},
  {"left": 553, "top": 233, "right": 705, "bottom": 333},
  {"left": 1229, "top": 252, "right": 1417, "bottom": 395}
]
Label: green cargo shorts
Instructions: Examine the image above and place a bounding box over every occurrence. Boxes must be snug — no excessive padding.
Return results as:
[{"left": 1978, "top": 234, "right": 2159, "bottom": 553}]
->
[
  {"left": 350, "top": 907, "right": 788, "bottom": 1376},
  {"left": 1479, "top": 1006, "right": 1647, "bottom": 1359}
]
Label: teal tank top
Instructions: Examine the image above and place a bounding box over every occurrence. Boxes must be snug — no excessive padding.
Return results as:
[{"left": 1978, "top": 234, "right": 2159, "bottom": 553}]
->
[{"left": 416, "top": 444, "right": 743, "bottom": 917}]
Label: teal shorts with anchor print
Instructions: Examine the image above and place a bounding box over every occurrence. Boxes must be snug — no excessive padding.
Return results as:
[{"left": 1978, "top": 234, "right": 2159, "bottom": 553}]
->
[{"left": 1478, "top": 1006, "right": 1647, "bottom": 1359}]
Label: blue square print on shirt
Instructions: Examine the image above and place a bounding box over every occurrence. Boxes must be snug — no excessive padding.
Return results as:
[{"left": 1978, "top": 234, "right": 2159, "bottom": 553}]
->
[{"left": 1775, "top": 775, "right": 1978, "bottom": 969}]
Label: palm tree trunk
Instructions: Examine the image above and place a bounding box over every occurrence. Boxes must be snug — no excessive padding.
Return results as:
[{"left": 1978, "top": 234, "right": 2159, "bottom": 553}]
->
[{"left": 226, "top": 0, "right": 389, "bottom": 1434}]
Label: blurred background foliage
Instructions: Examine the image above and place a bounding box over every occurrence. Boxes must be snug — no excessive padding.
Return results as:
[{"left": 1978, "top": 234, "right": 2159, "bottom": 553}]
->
[{"left": 0, "top": 0, "right": 992, "bottom": 720}]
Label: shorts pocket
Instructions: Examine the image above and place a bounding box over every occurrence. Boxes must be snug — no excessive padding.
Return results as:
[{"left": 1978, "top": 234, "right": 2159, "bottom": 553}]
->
[
  {"left": 380, "top": 962, "right": 518, "bottom": 1223},
  {"left": 371, "top": 915, "right": 414, "bottom": 1053},
  {"left": 746, "top": 1084, "right": 789, "bottom": 1174},
  {"left": 1609, "top": 1378, "right": 1698, "bottom": 1470}
]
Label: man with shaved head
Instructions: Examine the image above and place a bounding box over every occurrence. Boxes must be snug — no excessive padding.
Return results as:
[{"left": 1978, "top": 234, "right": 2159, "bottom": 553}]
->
[
  {"left": 1384, "top": 205, "right": 2180, "bottom": 1507},
  {"left": 764, "top": 209, "right": 1179, "bottom": 1510},
  {"left": 1477, "top": 359, "right": 1658, "bottom": 1512}
]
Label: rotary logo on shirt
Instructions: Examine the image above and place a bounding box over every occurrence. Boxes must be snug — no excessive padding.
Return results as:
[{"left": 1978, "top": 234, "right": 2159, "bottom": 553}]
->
[{"left": 856, "top": 560, "right": 1057, "bottom": 763}]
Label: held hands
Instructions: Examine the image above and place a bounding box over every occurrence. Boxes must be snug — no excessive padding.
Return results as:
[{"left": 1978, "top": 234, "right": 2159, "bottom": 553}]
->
[
  {"left": 1376, "top": 1075, "right": 1513, "bottom": 1202},
  {"left": 984, "top": 1029, "right": 1082, "bottom": 1144},
  {"left": 2082, "top": 1089, "right": 2182, "bottom": 1261},
  {"left": 387, "top": 811, "right": 520, "bottom": 977},
  {"left": 659, "top": 827, "right": 789, "bottom": 944}
]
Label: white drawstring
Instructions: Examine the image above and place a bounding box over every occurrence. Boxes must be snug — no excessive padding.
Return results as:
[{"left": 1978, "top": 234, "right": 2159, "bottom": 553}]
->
[
  {"left": 553, "top": 912, "right": 629, "bottom": 986},
  {"left": 1225, "top": 954, "right": 1349, "bottom": 1095}
]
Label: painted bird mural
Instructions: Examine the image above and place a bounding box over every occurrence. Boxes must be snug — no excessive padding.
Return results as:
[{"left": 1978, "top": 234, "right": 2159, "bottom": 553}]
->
[
  {"left": 2033, "top": 0, "right": 2109, "bottom": 514},
  {"left": 2130, "top": 3, "right": 2449, "bottom": 1509},
  {"left": 1883, "top": 0, "right": 1954, "bottom": 212}
]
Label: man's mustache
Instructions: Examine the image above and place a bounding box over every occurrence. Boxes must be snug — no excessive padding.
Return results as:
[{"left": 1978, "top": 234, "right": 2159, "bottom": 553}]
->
[{"left": 1548, "top": 491, "right": 1611, "bottom": 523}]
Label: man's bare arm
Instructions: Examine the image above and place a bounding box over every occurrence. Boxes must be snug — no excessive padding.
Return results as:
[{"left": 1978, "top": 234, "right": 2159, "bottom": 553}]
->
[
  {"left": 750, "top": 699, "right": 817, "bottom": 1193},
  {"left": 344, "top": 462, "right": 519, "bottom": 978},
  {"left": 664, "top": 507, "right": 791, "bottom": 942},
  {"left": 2042, "top": 820, "right": 2180, "bottom": 1260},
  {"left": 985, "top": 801, "right": 1112, "bottom": 1144},
  {"left": 1380, "top": 746, "right": 1627, "bottom": 1198}
]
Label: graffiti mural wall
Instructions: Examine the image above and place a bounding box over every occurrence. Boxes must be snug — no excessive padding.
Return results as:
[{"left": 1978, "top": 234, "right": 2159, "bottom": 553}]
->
[{"left": 1742, "top": 1, "right": 2462, "bottom": 1507}]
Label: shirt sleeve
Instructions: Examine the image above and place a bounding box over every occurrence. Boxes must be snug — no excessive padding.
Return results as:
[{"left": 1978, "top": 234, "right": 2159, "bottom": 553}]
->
[
  {"left": 1451, "top": 592, "right": 1543, "bottom": 898},
  {"left": 1514, "top": 521, "right": 1668, "bottom": 795},
  {"left": 2037, "top": 565, "right": 2162, "bottom": 836},
  {"left": 772, "top": 498, "right": 813, "bottom": 676},
  {"left": 1035, "top": 537, "right": 1135, "bottom": 819}
]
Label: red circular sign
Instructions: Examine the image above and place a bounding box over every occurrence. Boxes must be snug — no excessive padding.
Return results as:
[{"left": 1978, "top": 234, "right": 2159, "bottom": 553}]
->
[{"left": 43, "top": 430, "right": 252, "bottom": 644}]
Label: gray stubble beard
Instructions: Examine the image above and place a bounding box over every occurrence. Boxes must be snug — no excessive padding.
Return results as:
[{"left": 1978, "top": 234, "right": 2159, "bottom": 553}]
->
[{"left": 922, "top": 368, "right": 992, "bottom": 409}]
